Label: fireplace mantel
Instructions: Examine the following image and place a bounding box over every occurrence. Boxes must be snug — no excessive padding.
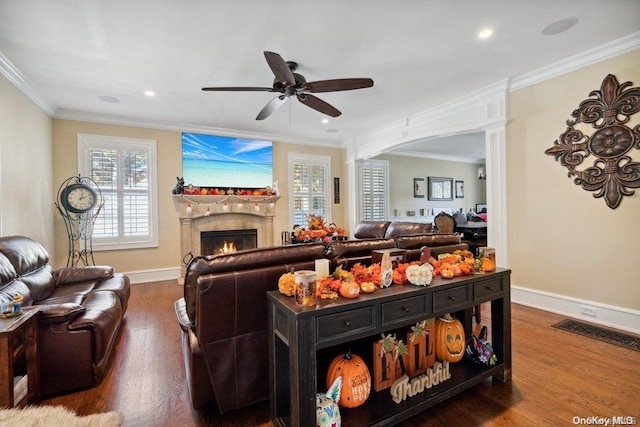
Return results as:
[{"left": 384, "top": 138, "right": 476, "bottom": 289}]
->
[{"left": 173, "top": 195, "right": 281, "bottom": 278}]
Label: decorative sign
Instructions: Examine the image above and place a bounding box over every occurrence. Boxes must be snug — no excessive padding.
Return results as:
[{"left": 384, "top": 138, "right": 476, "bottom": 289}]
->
[
  {"left": 545, "top": 74, "right": 640, "bottom": 209},
  {"left": 406, "top": 319, "right": 435, "bottom": 378},
  {"left": 390, "top": 362, "right": 451, "bottom": 404},
  {"left": 373, "top": 319, "right": 436, "bottom": 392},
  {"left": 373, "top": 334, "right": 396, "bottom": 392}
]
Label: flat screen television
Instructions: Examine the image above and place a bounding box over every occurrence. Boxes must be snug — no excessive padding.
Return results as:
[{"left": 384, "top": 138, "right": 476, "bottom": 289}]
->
[{"left": 181, "top": 132, "right": 273, "bottom": 188}]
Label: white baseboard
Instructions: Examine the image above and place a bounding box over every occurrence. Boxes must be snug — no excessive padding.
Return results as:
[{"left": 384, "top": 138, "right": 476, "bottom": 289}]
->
[
  {"left": 511, "top": 285, "right": 640, "bottom": 335},
  {"left": 124, "top": 267, "right": 182, "bottom": 285}
]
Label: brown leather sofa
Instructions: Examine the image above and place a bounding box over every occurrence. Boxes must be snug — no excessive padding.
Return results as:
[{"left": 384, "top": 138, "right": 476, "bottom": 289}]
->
[
  {"left": 0, "top": 235, "right": 130, "bottom": 396},
  {"left": 175, "top": 225, "right": 468, "bottom": 411},
  {"left": 175, "top": 243, "right": 326, "bottom": 412},
  {"left": 353, "top": 220, "right": 432, "bottom": 239},
  {"left": 327, "top": 220, "right": 466, "bottom": 269}
]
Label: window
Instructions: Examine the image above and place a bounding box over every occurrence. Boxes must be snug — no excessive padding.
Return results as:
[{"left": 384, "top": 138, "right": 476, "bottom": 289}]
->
[
  {"left": 78, "top": 134, "right": 158, "bottom": 250},
  {"left": 288, "top": 154, "right": 331, "bottom": 227},
  {"left": 358, "top": 159, "right": 389, "bottom": 220}
]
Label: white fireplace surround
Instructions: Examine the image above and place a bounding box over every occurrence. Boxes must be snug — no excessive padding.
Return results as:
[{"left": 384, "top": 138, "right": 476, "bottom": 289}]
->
[{"left": 174, "top": 195, "right": 279, "bottom": 277}]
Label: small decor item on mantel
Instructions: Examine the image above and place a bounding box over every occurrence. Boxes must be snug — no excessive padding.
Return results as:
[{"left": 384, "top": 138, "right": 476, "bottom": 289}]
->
[
  {"left": 544, "top": 74, "right": 640, "bottom": 209},
  {"left": 171, "top": 177, "right": 185, "bottom": 194}
]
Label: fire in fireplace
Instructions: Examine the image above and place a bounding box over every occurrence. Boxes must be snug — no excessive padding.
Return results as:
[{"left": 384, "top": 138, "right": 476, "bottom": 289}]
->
[{"left": 201, "top": 229, "right": 258, "bottom": 255}]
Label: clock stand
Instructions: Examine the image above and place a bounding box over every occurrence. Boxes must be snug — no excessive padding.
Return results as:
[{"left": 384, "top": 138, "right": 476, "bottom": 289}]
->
[{"left": 55, "top": 175, "right": 103, "bottom": 267}]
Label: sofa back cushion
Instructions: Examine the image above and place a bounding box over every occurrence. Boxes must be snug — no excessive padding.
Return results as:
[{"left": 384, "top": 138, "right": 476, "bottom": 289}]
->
[
  {"left": 394, "top": 233, "right": 461, "bottom": 249},
  {"left": 384, "top": 222, "right": 432, "bottom": 238},
  {"left": 183, "top": 243, "right": 326, "bottom": 322},
  {"left": 0, "top": 236, "right": 55, "bottom": 303},
  {"left": 353, "top": 221, "right": 391, "bottom": 239}
]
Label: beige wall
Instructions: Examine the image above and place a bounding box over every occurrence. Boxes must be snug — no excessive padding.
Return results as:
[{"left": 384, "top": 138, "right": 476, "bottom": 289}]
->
[
  {"left": 0, "top": 74, "right": 54, "bottom": 253},
  {"left": 376, "top": 153, "right": 486, "bottom": 217},
  {"left": 272, "top": 142, "right": 347, "bottom": 237},
  {"left": 52, "top": 120, "right": 347, "bottom": 271},
  {"left": 507, "top": 49, "right": 640, "bottom": 311},
  {"left": 52, "top": 120, "right": 182, "bottom": 271}
]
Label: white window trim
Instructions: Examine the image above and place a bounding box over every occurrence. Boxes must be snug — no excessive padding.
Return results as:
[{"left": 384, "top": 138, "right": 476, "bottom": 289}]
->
[
  {"left": 287, "top": 153, "right": 332, "bottom": 228},
  {"left": 357, "top": 159, "right": 389, "bottom": 221},
  {"left": 77, "top": 133, "right": 159, "bottom": 251}
]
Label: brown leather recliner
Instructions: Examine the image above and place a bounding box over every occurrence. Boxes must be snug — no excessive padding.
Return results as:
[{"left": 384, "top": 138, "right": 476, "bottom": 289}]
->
[
  {"left": 0, "top": 235, "right": 130, "bottom": 396},
  {"left": 175, "top": 243, "right": 327, "bottom": 411}
]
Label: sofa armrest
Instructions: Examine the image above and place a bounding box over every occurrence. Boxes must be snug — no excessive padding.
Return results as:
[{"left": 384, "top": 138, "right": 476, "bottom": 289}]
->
[
  {"left": 38, "top": 303, "right": 86, "bottom": 325},
  {"left": 54, "top": 266, "right": 114, "bottom": 286},
  {"left": 174, "top": 298, "right": 194, "bottom": 332}
]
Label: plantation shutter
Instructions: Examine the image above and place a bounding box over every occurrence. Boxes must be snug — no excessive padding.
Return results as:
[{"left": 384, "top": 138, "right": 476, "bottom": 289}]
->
[
  {"left": 290, "top": 154, "right": 331, "bottom": 227},
  {"left": 360, "top": 160, "right": 388, "bottom": 221}
]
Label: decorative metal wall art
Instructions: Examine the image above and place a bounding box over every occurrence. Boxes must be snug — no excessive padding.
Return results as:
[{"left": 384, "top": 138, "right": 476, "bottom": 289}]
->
[{"left": 545, "top": 74, "right": 640, "bottom": 209}]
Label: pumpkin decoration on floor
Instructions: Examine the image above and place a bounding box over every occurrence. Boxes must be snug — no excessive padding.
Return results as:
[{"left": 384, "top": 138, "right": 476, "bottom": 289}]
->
[
  {"left": 435, "top": 314, "right": 466, "bottom": 363},
  {"left": 326, "top": 351, "right": 371, "bottom": 408}
]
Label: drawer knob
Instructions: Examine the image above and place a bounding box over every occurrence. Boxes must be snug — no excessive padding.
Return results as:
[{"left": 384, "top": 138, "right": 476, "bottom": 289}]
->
[
  {"left": 486, "top": 286, "right": 494, "bottom": 291},
  {"left": 402, "top": 306, "right": 410, "bottom": 313},
  {"left": 448, "top": 295, "right": 456, "bottom": 301},
  {"left": 343, "top": 321, "right": 352, "bottom": 327}
]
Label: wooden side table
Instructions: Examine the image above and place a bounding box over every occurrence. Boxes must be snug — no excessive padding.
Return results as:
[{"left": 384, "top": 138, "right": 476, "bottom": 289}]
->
[{"left": 0, "top": 306, "right": 40, "bottom": 408}]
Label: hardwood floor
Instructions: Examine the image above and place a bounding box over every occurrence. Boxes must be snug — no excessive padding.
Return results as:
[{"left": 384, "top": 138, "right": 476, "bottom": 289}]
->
[{"left": 41, "top": 280, "right": 639, "bottom": 426}]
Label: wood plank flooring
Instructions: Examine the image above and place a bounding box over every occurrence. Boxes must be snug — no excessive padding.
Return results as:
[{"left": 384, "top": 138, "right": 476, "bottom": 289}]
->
[{"left": 41, "top": 280, "right": 639, "bottom": 426}]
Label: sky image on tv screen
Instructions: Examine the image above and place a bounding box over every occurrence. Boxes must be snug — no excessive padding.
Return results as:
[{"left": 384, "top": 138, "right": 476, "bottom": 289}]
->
[{"left": 182, "top": 132, "right": 273, "bottom": 188}]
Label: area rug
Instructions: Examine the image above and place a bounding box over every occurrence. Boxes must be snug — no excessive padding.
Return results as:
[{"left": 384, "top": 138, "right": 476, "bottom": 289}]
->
[
  {"left": 0, "top": 405, "right": 123, "bottom": 426},
  {"left": 552, "top": 319, "right": 640, "bottom": 352}
]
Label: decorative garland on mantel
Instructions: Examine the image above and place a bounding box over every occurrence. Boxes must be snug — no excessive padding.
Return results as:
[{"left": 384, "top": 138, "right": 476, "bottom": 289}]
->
[{"left": 173, "top": 195, "right": 280, "bottom": 215}]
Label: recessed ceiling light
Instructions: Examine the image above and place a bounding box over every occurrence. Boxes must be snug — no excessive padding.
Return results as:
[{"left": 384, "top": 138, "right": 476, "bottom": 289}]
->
[
  {"left": 144, "top": 90, "right": 155, "bottom": 97},
  {"left": 98, "top": 95, "right": 120, "bottom": 103},
  {"left": 542, "top": 17, "right": 578, "bottom": 36},
  {"left": 321, "top": 118, "right": 329, "bottom": 124},
  {"left": 477, "top": 29, "right": 493, "bottom": 39}
]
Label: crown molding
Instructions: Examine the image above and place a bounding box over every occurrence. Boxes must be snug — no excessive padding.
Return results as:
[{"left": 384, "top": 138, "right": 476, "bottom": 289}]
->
[
  {"left": 510, "top": 31, "right": 640, "bottom": 91},
  {"left": 386, "top": 149, "right": 485, "bottom": 164},
  {"left": 0, "top": 52, "right": 57, "bottom": 116},
  {"left": 54, "top": 109, "right": 341, "bottom": 148}
]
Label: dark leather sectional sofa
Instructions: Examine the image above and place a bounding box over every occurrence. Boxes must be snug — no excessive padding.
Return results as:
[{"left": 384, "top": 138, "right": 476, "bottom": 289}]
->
[
  {"left": 0, "top": 235, "right": 130, "bottom": 396},
  {"left": 175, "top": 221, "right": 467, "bottom": 411}
]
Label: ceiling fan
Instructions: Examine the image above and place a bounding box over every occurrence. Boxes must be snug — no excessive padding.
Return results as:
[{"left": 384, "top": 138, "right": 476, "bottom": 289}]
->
[{"left": 202, "top": 51, "right": 374, "bottom": 120}]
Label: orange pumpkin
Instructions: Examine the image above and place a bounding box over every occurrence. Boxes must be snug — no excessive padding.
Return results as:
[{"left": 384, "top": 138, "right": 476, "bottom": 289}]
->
[
  {"left": 326, "top": 351, "right": 371, "bottom": 408},
  {"left": 339, "top": 281, "right": 360, "bottom": 298},
  {"left": 440, "top": 268, "right": 454, "bottom": 279},
  {"left": 435, "top": 314, "right": 465, "bottom": 363}
]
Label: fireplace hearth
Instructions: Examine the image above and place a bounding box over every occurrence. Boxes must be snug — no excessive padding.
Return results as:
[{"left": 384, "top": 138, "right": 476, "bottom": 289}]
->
[{"left": 201, "top": 229, "right": 257, "bottom": 255}]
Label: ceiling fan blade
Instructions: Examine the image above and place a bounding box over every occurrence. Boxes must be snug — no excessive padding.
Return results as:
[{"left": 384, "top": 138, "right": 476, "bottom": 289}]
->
[
  {"left": 297, "top": 94, "right": 341, "bottom": 117},
  {"left": 256, "top": 95, "right": 288, "bottom": 120},
  {"left": 264, "top": 51, "right": 295, "bottom": 86},
  {"left": 202, "top": 86, "right": 273, "bottom": 92},
  {"left": 303, "top": 78, "right": 374, "bottom": 93}
]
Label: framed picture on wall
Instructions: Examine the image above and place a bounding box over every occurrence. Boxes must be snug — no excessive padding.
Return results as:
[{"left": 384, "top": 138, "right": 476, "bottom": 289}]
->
[
  {"left": 455, "top": 180, "right": 464, "bottom": 198},
  {"left": 413, "top": 178, "right": 425, "bottom": 198},
  {"left": 428, "top": 177, "right": 453, "bottom": 201}
]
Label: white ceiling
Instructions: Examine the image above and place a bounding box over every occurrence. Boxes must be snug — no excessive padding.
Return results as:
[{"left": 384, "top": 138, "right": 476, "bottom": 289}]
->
[{"left": 1, "top": 0, "right": 639, "bottom": 162}]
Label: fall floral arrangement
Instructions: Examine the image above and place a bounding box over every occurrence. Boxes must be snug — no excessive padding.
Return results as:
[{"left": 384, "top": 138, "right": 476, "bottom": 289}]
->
[
  {"left": 277, "top": 248, "right": 497, "bottom": 300},
  {"left": 292, "top": 214, "right": 345, "bottom": 243}
]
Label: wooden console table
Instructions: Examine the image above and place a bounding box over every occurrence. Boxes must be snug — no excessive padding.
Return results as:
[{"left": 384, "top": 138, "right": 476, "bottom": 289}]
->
[{"left": 268, "top": 269, "right": 511, "bottom": 426}]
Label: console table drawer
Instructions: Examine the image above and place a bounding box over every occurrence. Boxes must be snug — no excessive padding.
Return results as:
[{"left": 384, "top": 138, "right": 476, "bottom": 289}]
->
[
  {"left": 474, "top": 277, "right": 503, "bottom": 300},
  {"left": 433, "top": 285, "right": 471, "bottom": 312},
  {"left": 382, "top": 295, "right": 428, "bottom": 326},
  {"left": 316, "top": 306, "right": 375, "bottom": 344}
]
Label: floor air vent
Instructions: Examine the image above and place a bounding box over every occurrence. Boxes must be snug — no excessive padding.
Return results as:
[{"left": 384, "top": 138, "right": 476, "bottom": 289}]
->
[{"left": 552, "top": 319, "right": 639, "bottom": 352}]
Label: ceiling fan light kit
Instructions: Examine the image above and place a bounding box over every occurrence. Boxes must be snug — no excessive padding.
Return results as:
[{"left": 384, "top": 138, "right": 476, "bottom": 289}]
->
[{"left": 202, "top": 51, "right": 374, "bottom": 120}]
